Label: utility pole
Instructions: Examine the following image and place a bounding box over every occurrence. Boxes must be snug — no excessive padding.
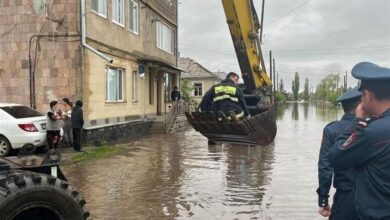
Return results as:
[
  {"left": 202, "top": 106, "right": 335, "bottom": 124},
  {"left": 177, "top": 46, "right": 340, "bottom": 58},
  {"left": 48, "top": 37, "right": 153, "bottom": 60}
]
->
[
  {"left": 269, "top": 50, "right": 272, "bottom": 81},
  {"left": 276, "top": 72, "right": 279, "bottom": 92},
  {"left": 273, "top": 58, "right": 276, "bottom": 94},
  {"left": 337, "top": 73, "right": 340, "bottom": 97}
]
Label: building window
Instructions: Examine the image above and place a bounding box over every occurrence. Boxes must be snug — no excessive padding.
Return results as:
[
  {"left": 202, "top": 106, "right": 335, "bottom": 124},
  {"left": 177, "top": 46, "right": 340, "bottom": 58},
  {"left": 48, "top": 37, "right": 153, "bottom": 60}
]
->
[
  {"left": 132, "top": 71, "right": 138, "bottom": 102},
  {"left": 112, "top": 0, "right": 125, "bottom": 26},
  {"left": 156, "top": 21, "right": 174, "bottom": 54},
  {"left": 106, "top": 67, "right": 124, "bottom": 102},
  {"left": 129, "top": 0, "right": 139, "bottom": 34},
  {"left": 91, "top": 0, "right": 106, "bottom": 16},
  {"left": 194, "top": 82, "right": 203, "bottom": 97}
]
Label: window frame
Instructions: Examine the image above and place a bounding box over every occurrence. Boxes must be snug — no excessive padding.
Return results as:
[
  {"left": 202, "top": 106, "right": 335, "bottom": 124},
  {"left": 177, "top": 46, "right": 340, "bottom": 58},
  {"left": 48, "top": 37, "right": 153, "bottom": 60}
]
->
[
  {"left": 105, "top": 66, "right": 125, "bottom": 103},
  {"left": 193, "top": 82, "right": 203, "bottom": 97},
  {"left": 128, "top": 0, "right": 139, "bottom": 35},
  {"left": 132, "top": 70, "right": 138, "bottom": 102},
  {"left": 91, "top": 0, "right": 107, "bottom": 18},
  {"left": 112, "top": 0, "right": 125, "bottom": 27},
  {"left": 156, "top": 21, "right": 175, "bottom": 54}
]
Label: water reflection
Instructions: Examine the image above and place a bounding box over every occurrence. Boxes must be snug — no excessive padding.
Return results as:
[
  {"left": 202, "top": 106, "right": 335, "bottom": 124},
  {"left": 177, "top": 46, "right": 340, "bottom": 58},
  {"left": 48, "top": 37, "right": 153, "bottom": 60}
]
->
[
  {"left": 304, "top": 103, "right": 309, "bottom": 119},
  {"left": 63, "top": 103, "right": 343, "bottom": 220},
  {"left": 292, "top": 102, "right": 299, "bottom": 120}
]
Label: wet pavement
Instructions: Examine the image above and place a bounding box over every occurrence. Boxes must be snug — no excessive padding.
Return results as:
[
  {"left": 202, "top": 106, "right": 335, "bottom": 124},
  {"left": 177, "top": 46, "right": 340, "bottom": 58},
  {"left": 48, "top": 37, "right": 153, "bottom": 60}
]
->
[{"left": 63, "top": 103, "right": 341, "bottom": 220}]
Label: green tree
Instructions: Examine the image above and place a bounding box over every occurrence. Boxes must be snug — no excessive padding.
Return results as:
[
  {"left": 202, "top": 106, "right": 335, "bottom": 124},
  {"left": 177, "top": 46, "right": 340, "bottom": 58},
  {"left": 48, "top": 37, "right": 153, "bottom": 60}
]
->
[
  {"left": 315, "top": 73, "right": 341, "bottom": 104},
  {"left": 180, "top": 78, "right": 197, "bottom": 106},
  {"left": 291, "top": 72, "right": 300, "bottom": 101},
  {"left": 279, "top": 78, "right": 285, "bottom": 92},
  {"left": 303, "top": 78, "right": 310, "bottom": 101}
]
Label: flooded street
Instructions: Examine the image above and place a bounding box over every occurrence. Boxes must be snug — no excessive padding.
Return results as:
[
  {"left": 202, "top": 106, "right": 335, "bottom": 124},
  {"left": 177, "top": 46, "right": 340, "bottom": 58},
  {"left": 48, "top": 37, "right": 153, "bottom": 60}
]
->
[{"left": 64, "top": 103, "right": 341, "bottom": 219}]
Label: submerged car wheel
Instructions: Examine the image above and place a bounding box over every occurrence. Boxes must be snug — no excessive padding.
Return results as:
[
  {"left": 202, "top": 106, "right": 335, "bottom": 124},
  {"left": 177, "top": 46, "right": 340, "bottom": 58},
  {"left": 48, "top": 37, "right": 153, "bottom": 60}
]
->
[
  {"left": 0, "top": 136, "right": 11, "bottom": 157},
  {"left": 0, "top": 170, "right": 90, "bottom": 220}
]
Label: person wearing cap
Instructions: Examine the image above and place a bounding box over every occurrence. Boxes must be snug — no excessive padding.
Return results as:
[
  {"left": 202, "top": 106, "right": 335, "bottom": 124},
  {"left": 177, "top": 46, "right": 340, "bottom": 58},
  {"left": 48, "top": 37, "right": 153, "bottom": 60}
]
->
[
  {"left": 329, "top": 62, "right": 390, "bottom": 219},
  {"left": 316, "top": 86, "right": 361, "bottom": 219},
  {"left": 199, "top": 72, "right": 250, "bottom": 120}
]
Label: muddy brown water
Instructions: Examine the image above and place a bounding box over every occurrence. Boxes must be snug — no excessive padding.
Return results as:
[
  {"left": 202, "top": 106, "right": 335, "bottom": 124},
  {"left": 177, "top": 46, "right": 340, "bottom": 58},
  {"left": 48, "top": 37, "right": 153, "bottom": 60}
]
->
[{"left": 64, "top": 103, "right": 341, "bottom": 220}]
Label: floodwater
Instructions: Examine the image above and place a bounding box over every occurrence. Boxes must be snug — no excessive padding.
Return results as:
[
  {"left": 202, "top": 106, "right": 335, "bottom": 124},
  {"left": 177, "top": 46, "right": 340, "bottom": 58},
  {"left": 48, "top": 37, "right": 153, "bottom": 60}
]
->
[{"left": 64, "top": 103, "right": 342, "bottom": 220}]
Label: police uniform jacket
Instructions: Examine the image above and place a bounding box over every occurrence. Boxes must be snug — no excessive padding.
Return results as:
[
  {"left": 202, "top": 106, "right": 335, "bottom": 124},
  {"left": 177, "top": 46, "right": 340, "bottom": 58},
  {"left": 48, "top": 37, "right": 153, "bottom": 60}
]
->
[
  {"left": 317, "top": 113, "right": 355, "bottom": 206},
  {"left": 329, "top": 109, "right": 390, "bottom": 219},
  {"left": 209, "top": 79, "right": 250, "bottom": 117}
]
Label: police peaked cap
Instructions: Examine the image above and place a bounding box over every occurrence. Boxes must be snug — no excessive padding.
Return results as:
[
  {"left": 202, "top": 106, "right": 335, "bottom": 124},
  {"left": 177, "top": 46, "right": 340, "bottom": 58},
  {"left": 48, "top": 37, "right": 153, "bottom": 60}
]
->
[
  {"left": 336, "top": 85, "right": 361, "bottom": 102},
  {"left": 352, "top": 62, "right": 390, "bottom": 80}
]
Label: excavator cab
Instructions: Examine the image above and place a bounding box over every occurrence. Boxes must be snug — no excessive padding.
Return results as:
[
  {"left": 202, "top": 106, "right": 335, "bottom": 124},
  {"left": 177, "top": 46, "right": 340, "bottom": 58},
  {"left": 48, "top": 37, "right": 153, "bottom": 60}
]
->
[{"left": 185, "top": 0, "right": 277, "bottom": 146}]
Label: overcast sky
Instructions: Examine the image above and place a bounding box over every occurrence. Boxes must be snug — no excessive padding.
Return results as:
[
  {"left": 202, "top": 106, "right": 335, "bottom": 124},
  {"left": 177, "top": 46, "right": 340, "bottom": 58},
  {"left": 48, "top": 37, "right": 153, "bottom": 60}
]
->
[{"left": 178, "top": 0, "right": 390, "bottom": 91}]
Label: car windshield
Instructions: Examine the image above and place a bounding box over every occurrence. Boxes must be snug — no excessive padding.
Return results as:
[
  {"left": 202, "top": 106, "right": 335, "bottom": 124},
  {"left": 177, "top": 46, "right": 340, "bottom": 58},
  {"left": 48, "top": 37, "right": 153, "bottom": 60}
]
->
[{"left": 0, "top": 106, "right": 43, "bottom": 118}]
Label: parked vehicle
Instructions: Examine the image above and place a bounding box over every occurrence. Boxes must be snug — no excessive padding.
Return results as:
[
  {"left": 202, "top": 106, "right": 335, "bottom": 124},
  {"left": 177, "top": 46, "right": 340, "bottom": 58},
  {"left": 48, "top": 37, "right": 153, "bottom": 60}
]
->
[{"left": 0, "top": 103, "right": 47, "bottom": 156}]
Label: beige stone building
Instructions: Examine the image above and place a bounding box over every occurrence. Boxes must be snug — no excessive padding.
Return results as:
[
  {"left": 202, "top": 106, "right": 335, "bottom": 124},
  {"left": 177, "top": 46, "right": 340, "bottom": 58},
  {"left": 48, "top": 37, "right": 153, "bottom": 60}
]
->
[
  {"left": 179, "top": 57, "right": 223, "bottom": 104},
  {"left": 0, "top": 0, "right": 179, "bottom": 142}
]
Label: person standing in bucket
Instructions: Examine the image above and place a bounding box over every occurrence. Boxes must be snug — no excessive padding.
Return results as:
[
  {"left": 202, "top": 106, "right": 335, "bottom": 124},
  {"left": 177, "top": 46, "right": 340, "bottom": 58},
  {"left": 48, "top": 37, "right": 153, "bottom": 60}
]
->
[
  {"left": 317, "top": 86, "right": 361, "bottom": 219},
  {"left": 71, "top": 100, "right": 84, "bottom": 152},
  {"left": 329, "top": 62, "right": 390, "bottom": 219}
]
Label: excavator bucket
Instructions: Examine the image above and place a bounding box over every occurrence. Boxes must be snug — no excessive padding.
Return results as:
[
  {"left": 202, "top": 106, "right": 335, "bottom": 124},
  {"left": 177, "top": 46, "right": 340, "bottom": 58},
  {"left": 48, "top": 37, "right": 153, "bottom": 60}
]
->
[{"left": 185, "top": 104, "right": 277, "bottom": 146}]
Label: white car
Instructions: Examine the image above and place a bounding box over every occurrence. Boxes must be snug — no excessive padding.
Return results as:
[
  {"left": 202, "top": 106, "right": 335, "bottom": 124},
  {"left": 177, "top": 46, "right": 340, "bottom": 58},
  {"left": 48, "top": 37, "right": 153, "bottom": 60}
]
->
[{"left": 0, "top": 103, "right": 47, "bottom": 156}]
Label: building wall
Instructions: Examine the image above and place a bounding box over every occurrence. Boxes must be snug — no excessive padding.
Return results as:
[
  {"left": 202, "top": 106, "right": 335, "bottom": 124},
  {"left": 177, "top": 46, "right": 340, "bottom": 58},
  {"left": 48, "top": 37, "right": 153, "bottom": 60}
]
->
[
  {"left": 83, "top": 0, "right": 179, "bottom": 124},
  {"left": 0, "top": 0, "right": 80, "bottom": 112},
  {"left": 86, "top": 0, "right": 177, "bottom": 66},
  {"left": 187, "top": 78, "right": 218, "bottom": 104},
  {"left": 83, "top": 50, "right": 160, "bottom": 125}
]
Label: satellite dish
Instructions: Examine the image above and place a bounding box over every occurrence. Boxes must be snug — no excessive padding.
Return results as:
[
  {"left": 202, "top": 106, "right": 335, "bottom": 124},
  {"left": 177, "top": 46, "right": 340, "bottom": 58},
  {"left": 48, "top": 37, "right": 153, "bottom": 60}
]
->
[{"left": 32, "top": 0, "right": 47, "bottom": 16}]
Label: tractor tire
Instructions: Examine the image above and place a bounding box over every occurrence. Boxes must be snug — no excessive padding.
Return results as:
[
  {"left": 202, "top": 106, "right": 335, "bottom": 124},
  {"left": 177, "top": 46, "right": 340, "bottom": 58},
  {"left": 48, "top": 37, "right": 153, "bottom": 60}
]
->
[
  {"left": 0, "top": 170, "right": 89, "bottom": 220},
  {"left": 0, "top": 136, "right": 11, "bottom": 157}
]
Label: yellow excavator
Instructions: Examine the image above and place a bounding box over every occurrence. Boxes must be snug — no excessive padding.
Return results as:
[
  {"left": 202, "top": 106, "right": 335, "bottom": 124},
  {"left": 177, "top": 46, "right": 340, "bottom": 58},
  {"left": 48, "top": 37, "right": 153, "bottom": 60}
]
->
[{"left": 185, "top": 0, "right": 277, "bottom": 146}]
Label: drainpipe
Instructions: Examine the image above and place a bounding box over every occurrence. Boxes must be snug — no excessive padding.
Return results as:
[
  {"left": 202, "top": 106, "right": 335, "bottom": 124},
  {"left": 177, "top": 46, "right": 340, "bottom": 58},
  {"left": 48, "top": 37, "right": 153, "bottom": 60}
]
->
[{"left": 81, "top": 0, "right": 113, "bottom": 63}]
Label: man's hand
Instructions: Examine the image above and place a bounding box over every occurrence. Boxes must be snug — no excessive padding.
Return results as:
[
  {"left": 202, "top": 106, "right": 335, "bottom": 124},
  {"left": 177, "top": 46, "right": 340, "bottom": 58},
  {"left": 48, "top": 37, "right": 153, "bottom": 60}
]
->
[
  {"left": 319, "top": 206, "right": 331, "bottom": 217},
  {"left": 355, "top": 103, "right": 365, "bottom": 119}
]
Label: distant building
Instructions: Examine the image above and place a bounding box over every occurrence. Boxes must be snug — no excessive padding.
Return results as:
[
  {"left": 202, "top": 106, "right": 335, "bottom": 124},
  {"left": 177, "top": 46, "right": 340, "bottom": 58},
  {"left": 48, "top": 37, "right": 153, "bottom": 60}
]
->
[
  {"left": 0, "top": 0, "right": 180, "bottom": 143},
  {"left": 179, "top": 57, "right": 221, "bottom": 104}
]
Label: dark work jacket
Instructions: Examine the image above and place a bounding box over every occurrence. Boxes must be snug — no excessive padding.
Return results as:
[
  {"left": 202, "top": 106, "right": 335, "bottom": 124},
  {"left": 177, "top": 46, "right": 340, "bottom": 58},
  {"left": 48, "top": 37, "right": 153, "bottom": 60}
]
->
[
  {"left": 71, "top": 106, "right": 84, "bottom": 128},
  {"left": 199, "top": 89, "right": 214, "bottom": 112},
  {"left": 317, "top": 113, "right": 355, "bottom": 206},
  {"left": 206, "top": 79, "right": 249, "bottom": 117},
  {"left": 329, "top": 108, "right": 390, "bottom": 220},
  {"left": 171, "top": 90, "right": 181, "bottom": 101}
]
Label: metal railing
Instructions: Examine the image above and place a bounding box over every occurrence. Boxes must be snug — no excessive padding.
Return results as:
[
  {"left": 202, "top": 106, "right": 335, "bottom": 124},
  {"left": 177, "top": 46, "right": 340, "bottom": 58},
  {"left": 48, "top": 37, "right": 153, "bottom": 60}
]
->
[{"left": 165, "top": 101, "right": 193, "bottom": 133}]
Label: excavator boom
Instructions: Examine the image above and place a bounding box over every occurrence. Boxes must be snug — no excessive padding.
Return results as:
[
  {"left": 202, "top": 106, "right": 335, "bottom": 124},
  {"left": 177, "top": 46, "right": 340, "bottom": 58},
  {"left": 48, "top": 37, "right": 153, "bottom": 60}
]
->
[{"left": 222, "top": 0, "right": 272, "bottom": 93}]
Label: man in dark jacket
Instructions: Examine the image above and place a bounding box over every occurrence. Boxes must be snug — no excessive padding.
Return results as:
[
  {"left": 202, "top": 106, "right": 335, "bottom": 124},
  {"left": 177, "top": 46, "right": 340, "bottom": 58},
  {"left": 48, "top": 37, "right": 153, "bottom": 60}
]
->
[
  {"left": 71, "top": 100, "right": 84, "bottom": 152},
  {"left": 317, "top": 86, "right": 361, "bottom": 219},
  {"left": 329, "top": 62, "right": 390, "bottom": 219},
  {"left": 199, "top": 72, "right": 250, "bottom": 120},
  {"left": 171, "top": 86, "right": 181, "bottom": 102}
]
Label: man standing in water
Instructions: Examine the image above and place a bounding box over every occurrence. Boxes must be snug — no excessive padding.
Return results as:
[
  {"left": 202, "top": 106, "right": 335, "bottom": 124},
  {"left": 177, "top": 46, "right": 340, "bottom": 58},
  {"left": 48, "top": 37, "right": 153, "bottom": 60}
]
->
[
  {"left": 329, "top": 62, "right": 390, "bottom": 219},
  {"left": 317, "top": 86, "right": 361, "bottom": 219}
]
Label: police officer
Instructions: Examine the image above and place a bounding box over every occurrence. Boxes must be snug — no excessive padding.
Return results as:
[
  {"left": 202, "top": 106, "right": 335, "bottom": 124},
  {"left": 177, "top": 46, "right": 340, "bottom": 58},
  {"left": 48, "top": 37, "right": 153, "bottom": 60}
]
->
[
  {"left": 329, "top": 62, "right": 390, "bottom": 219},
  {"left": 317, "top": 86, "right": 361, "bottom": 219},
  {"left": 199, "top": 72, "right": 250, "bottom": 120}
]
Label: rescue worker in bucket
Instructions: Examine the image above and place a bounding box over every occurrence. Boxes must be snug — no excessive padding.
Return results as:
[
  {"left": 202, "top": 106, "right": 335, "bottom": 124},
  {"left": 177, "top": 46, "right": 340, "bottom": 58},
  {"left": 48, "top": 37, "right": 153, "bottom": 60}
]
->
[
  {"left": 199, "top": 72, "right": 250, "bottom": 120},
  {"left": 317, "top": 86, "right": 361, "bottom": 219},
  {"left": 329, "top": 62, "right": 390, "bottom": 219}
]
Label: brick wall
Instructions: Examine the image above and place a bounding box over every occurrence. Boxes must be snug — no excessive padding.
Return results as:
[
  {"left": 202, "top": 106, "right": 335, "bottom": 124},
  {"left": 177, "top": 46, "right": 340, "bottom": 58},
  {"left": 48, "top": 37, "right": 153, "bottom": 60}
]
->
[{"left": 0, "top": 0, "right": 80, "bottom": 113}]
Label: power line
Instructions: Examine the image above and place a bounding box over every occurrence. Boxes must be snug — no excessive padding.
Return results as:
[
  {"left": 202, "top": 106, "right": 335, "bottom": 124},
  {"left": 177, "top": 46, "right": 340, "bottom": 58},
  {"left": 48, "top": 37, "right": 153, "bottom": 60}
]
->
[{"left": 265, "top": 0, "right": 312, "bottom": 26}]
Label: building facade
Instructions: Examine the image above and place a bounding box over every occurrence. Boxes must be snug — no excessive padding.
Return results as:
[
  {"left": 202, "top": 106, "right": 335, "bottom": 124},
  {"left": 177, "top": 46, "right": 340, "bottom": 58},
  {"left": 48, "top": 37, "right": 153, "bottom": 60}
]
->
[
  {"left": 179, "top": 57, "right": 222, "bottom": 104},
  {"left": 0, "top": 0, "right": 179, "bottom": 142}
]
